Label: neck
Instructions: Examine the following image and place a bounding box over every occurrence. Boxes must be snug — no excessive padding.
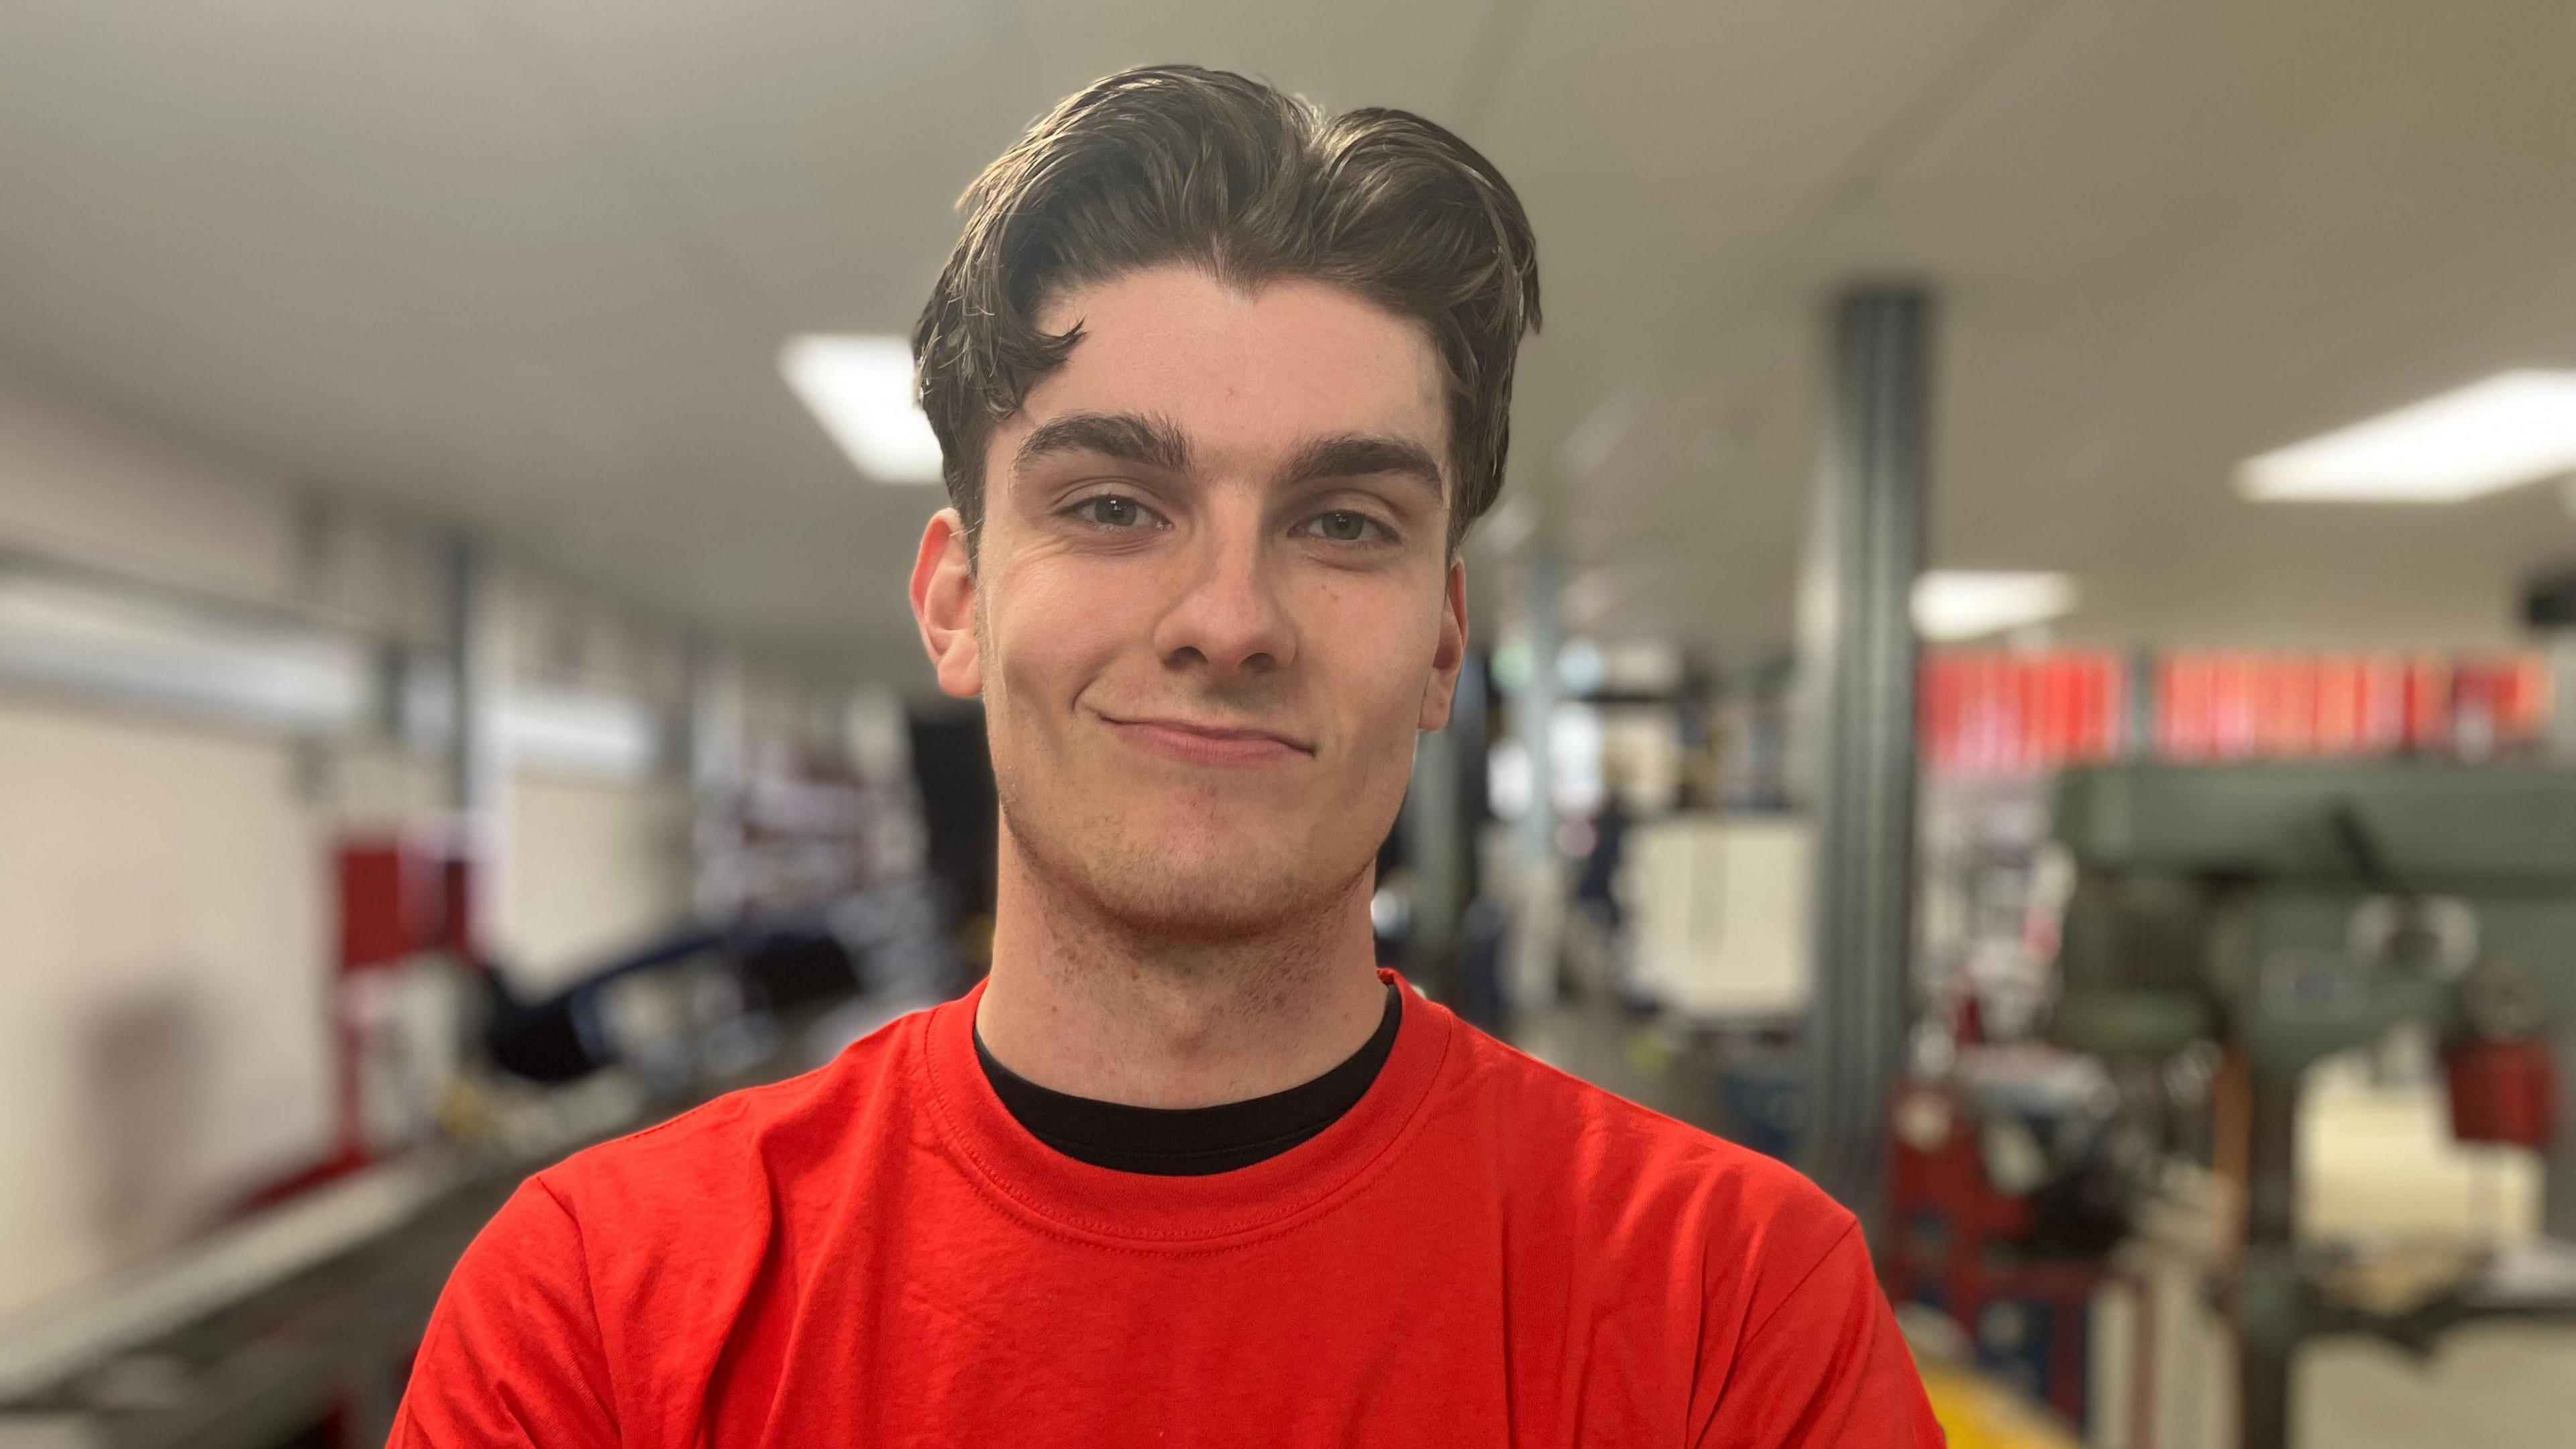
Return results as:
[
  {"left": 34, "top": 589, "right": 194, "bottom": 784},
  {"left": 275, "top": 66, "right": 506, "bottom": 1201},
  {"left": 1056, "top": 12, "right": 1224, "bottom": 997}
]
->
[{"left": 973, "top": 828, "right": 1389, "bottom": 1108}]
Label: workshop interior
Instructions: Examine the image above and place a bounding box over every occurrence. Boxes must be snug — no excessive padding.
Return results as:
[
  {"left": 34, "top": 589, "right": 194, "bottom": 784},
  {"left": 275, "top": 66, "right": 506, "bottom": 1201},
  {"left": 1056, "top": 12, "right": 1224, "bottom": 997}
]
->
[{"left": 5, "top": 3, "right": 2576, "bottom": 1446}]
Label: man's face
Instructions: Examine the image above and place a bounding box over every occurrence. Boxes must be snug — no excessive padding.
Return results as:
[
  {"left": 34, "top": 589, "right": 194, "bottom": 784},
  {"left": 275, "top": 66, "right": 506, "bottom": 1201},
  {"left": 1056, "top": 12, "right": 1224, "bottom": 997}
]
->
[{"left": 910, "top": 263, "right": 1468, "bottom": 939}]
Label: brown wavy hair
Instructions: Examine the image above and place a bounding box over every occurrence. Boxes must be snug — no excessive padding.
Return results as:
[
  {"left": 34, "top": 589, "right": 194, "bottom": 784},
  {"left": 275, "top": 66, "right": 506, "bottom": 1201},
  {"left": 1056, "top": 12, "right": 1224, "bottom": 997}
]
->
[{"left": 913, "top": 64, "right": 1541, "bottom": 556}]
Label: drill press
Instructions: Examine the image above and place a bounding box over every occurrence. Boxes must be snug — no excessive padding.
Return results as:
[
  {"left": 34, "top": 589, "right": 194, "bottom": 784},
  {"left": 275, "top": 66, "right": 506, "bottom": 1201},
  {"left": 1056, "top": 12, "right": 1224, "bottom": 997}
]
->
[{"left": 2051, "top": 761, "right": 2576, "bottom": 1449}]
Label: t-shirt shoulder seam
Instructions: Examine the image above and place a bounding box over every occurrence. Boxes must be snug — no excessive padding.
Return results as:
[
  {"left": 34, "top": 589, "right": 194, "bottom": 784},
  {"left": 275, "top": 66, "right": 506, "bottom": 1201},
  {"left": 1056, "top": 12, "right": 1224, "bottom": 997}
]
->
[
  {"left": 559, "top": 1027, "right": 903, "bottom": 1165},
  {"left": 530, "top": 1176, "right": 618, "bottom": 1425},
  {"left": 1461, "top": 1024, "right": 1782, "bottom": 1162},
  {"left": 1736, "top": 1214, "right": 1863, "bottom": 1345}
]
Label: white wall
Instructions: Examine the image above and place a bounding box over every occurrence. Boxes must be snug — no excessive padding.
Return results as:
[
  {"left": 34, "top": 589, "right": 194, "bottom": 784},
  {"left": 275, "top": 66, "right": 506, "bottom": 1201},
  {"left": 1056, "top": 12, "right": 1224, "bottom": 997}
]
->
[
  {"left": 0, "top": 698, "right": 333, "bottom": 1313},
  {"left": 0, "top": 378, "right": 696, "bottom": 1316},
  {"left": 502, "top": 773, "right": 692, "bottom": 994},
  {"left": 0, "top": 386, "right": 301, "bottom": 608}
]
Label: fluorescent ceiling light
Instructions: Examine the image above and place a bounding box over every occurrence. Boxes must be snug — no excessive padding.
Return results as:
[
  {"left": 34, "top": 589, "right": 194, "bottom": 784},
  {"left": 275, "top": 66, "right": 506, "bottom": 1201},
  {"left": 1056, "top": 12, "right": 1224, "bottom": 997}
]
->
[
  {"left": 778, "top": 334, "right": 944, "bottom": 484},
  {"left": 2239, "top": 370, "right": 2576, "bottom": 503},
  {"left": 1913, "top": 571, "right": 2076, "bottom": 641}
]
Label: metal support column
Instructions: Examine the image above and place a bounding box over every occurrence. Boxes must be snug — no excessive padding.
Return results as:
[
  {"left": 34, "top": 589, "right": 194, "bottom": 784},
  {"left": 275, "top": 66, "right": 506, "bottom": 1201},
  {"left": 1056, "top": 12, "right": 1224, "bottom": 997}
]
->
[
  {"left": 684, "top": 645, "right": 749, "bottom": 919},
  {"left": 443, "top": 537, "right": 508, "bottom": 941},
  {"left": 1801, "top": 288, "right": 1933, "bottom": 1228},
  {"left": 1507, "top": 547, "right": 1564, "bottom": 1014},
  {"left": 443, "top": 539, "right": 496, "bottom": 816},
  {"left": 1515, "top": 547, "right": 1562, "bottom": 869},
  {"left": 2238, "top": 1071, "right": 2302, "bottom": 1449}
]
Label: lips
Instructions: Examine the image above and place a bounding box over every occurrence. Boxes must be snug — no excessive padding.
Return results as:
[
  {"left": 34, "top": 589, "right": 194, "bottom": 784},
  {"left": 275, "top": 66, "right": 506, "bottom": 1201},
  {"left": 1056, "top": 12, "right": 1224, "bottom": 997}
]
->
[{"left": 1097, "top": 712, "right": 1315, "bottom": 765}]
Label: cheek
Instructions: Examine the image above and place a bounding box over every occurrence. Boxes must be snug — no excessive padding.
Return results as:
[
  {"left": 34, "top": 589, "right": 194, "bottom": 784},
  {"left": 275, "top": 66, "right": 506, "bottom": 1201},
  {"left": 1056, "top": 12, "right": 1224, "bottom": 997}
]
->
[
  {"left": 985, "top": 557, "right": 1136, "bottom": 710},
  {"left": 1309, "top": 578, "right": 1444, "bottom": 730}
]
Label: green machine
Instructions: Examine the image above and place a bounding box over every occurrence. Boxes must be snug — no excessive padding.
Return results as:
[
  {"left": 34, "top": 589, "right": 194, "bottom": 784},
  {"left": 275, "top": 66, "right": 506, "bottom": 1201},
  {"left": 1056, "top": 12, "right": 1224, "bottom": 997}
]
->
[{"left": 2051, "top": 761, "right": 2576, "bottom": 1449}]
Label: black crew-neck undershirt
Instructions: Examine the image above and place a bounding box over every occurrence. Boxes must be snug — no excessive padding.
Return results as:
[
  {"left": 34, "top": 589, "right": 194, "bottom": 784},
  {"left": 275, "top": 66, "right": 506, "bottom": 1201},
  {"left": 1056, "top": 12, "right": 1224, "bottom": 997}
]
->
[{"left": 971, "top": 981, "right": 1403, "bottom": 1176}]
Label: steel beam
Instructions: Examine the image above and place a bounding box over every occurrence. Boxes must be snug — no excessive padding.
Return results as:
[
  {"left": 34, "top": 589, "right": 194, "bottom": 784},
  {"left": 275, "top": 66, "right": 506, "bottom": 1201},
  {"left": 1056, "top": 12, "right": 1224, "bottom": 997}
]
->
[{"left": 1801, "top": 288, "right": 1933, "bottom": 1228}]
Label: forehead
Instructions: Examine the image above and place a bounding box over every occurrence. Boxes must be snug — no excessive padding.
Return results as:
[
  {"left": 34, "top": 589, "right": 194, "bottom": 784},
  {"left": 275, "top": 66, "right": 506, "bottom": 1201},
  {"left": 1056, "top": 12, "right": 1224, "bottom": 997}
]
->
[{"left": 1012, "top": 264, "right": 1448, "bottom": 468}]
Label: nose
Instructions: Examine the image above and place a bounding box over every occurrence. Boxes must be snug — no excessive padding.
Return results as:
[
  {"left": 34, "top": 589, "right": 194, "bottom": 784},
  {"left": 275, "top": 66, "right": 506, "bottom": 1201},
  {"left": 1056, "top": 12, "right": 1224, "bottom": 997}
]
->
[{"left": 1150, "top": 509, "right": 1297, "bottom": 682}]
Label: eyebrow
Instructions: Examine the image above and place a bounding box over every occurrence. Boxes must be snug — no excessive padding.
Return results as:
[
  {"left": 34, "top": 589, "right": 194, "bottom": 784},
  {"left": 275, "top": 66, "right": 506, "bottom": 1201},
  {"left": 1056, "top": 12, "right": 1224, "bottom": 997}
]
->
[
  {"left": 1280, "top": 433, "right": 1446, "bottom": 504},
  {"left": 1012, "top": 409, "right": 1446, "bottom": 504},
  {"left": 1014, "top": 411, "right": 1192, "bottom": 476}
]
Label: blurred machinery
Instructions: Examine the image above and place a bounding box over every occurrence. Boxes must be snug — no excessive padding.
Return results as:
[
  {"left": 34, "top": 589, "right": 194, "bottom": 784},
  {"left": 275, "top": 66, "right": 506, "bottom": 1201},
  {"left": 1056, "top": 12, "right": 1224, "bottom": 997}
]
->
[
  {"left": 1884, "top": 1049, "right": 2141, "bottom": 1433},
  {"left": 1611, "top": 804, "right": 2128, "bottom": 1429},
  {"left": 1626, "top": 814, "right": 1813, "bottom": 1022},
  {"left": 247, "top": 832, "right": 488, "bottom": 1203},
  {"left": 0, "top": 827, "right": 954, "bottom": 1448},
  {"left": 2050, "top": 761, "right": 2576, "bottom": 1449}
]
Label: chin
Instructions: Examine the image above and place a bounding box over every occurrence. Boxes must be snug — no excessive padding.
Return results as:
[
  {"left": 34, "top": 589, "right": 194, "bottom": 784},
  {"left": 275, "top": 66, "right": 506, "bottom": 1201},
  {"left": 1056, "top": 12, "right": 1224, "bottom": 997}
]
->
[
  {"left": 1095, "top": 871, "right": 1311, "bottom": 941},
  {"left": 1104, "top": 825, "right": 1346, "bottom": 936},
  {"left": 1011, "top": 799, "right": 1364, "bottom": 941}
]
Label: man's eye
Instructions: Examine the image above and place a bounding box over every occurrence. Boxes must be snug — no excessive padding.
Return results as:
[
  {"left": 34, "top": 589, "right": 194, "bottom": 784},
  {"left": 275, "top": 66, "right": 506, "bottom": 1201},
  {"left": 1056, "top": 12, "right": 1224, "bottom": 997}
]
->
[
  {"left": 1301, "top": 511, "right": 1388, "bottom": 544},
  {"left": 1073, "top": 495, "right": 1150, "bottom": 529}
]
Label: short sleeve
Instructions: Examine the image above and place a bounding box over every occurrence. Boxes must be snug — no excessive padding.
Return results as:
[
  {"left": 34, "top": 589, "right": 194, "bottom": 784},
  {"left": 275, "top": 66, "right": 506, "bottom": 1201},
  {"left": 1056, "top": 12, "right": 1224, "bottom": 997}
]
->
[
  {"left": 1697, "top": 1222, "right": 1946, "bottom": 1448},
  {"left": 388, "top": 1177, "right": 621, "bottom": 1449}
]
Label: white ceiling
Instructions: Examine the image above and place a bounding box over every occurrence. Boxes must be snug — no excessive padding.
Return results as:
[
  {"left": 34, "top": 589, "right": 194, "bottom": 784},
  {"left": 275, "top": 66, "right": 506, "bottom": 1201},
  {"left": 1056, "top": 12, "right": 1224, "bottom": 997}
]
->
[{"left": 2, "top": 0, "right": 2572, "bottom": 688}]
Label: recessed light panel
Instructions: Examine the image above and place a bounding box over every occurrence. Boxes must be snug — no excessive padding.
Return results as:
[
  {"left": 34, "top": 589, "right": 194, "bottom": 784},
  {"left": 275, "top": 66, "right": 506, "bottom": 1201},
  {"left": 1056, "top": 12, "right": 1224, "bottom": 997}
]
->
[
  {"left": 779, "top": 334, "right": 945, "bottom": 485},
  {"left": 2240, "top": 370, "right": 2576, "bottom": 504},
  {"left": 1913, "top": 571, "right": 2076, "bottom": 642}
]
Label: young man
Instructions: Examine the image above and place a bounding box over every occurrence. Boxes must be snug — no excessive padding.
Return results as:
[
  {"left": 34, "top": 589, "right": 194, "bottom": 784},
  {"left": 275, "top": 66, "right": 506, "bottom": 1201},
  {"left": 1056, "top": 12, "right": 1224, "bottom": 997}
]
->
[{"left": 393, "top": 66, "right": 1940, "bottom": 1446}]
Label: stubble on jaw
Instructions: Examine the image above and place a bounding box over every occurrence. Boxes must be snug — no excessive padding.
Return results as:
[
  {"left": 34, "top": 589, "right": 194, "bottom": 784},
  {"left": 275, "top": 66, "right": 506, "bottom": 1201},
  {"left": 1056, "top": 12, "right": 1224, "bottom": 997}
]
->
[{"left": 991, "top": 748, "right": 1377, "bottom": 996}]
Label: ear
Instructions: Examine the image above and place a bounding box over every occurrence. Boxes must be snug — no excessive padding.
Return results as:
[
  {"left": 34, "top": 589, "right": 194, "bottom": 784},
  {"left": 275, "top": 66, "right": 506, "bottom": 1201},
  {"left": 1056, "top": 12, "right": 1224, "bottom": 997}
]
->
[
  {"left": 910, "top": 508, "right": 983, "bottom": 698},
  {"left": 1417, "top": 557, "right": 1469, "bottom": 731}
]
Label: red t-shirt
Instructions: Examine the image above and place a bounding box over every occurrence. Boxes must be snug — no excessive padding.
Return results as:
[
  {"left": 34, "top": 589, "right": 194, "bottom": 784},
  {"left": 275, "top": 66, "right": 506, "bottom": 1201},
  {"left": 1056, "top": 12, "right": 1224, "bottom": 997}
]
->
[{"left": 392, "top": 974, "right": 1941, "bottom": 1446}]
